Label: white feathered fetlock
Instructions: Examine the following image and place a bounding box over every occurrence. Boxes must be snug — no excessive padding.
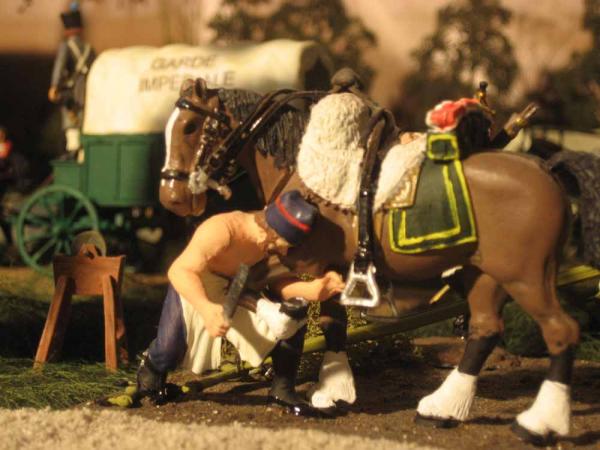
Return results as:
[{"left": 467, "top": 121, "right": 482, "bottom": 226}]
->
[
  {"left": 309, "top": 351, "right": 356, "bottom": 408},
  {"left": 515, "top": 380, "right": 571, "bottom": 438},
  {"left": 416, "top": 368, "right": 477, "bottom": 421}
]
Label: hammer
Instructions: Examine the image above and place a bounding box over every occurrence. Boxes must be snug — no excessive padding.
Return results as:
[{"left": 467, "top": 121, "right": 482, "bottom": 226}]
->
[{"left": 222, "top": 264, "right": 250, "bottom": 319}]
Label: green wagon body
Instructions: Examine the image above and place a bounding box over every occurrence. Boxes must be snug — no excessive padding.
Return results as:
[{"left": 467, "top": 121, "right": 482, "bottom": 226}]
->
[{"left": 54, "top": 134, "right": 163, "bottom": 207}]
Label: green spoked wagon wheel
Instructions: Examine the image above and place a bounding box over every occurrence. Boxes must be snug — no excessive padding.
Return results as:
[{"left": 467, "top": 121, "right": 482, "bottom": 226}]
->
[{"left": 15, "top": 185, "right": 99, "bottom": 275}]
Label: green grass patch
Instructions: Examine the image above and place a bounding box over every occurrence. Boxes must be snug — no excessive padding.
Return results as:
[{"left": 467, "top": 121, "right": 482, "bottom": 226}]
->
[
  {"left": 0, "top": 270, "right": 166, "bottom": 409},
  {"left": 0, "top": 357, "right": 134, "bottom": 409}
]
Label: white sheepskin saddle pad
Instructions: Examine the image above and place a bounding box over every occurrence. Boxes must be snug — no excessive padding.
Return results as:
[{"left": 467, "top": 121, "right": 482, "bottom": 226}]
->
[{"left": 297, "top": 93, "right": 426, "bottom": 212}]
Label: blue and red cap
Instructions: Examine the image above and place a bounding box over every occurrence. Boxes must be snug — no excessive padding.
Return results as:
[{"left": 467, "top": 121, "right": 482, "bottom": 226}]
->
[{"left": 265, "top": 190, "right": 317, "bottom": 246}]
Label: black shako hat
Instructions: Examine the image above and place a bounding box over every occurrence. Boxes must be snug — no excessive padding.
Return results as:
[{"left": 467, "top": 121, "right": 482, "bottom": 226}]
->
[{"left": 61, "top": 3, "right": 83, "bottom": 30}]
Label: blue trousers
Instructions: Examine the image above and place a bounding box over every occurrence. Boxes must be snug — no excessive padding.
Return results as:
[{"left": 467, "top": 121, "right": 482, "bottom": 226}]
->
[{"left": 148, "top": 285, "right": 188, "bottom": 373}]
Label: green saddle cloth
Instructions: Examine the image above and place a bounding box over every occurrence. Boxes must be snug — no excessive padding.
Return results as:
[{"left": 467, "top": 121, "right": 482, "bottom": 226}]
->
[{"left": 388, "top": 158, "right": 477, "bottom": 254}]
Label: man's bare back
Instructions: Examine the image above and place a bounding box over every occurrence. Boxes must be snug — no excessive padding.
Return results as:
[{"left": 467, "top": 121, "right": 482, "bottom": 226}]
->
[
  {"left": 167, "top": 211, "right": 278, "bottom": 336},
  {"left": 168, "top": 207, "right": 343, "bottom": 338},
  {"left": 186, "top": 211, "right": 271, "bottom": 277}
]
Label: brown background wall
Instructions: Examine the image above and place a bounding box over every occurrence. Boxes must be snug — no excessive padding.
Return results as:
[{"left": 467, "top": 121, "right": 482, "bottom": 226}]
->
[
  {"left": 0, "top": 0, "right": 592, "bottom": 163},
  {"left": 0, "top": 0, "right": 592, "bottom": 104}
]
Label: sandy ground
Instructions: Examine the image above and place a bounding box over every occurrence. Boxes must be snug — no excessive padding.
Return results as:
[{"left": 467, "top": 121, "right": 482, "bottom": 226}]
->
[{"left": 0, "top": 408, "right": 438, "bottom": 450}]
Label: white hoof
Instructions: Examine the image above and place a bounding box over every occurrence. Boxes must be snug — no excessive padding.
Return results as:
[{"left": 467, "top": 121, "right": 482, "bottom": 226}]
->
[
  {"left": 255, "top": 299, "right": 306, "bottom": 340},
  {"left": 516, "top": 380, "right": 571, "bottom": 437},
  {"left": 309, "top": 351, "right": 356, "bottom": 408},
  {"left": 417, "top": 368, "right": 476, "bottom": 421}
]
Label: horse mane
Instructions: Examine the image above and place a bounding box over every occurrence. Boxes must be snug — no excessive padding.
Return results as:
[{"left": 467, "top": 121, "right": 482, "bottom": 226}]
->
[{"left": 217, "top": 88, "right": 310, "bottom": 169}]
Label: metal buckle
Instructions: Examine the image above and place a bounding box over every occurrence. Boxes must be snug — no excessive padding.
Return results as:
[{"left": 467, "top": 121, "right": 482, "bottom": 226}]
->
[
  {"left": 188, "top": 168, "right": 209, "bottom": 194},
  {"left": 340, "top": 262, "right": 381, "bottom": 308}
]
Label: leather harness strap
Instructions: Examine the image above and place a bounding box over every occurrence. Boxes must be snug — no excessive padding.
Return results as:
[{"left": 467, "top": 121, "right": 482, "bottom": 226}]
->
[
  {"left": 266, "top": 168, "right": 294, "bottom": 205},
  {"left": 355, "top": 109, "right": 386, "bottom": 272},
  {"left": 340, "top": 98, "right": 397, "bottom": 308}
]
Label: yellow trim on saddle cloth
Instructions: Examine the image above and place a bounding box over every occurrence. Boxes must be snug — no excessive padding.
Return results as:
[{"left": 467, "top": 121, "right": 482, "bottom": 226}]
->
[
  {"left": 388, "top": 159, "right": 477, "bottom": 254},
  {"left": 426, "top": 132, "right": 460, "bottom": 161}
]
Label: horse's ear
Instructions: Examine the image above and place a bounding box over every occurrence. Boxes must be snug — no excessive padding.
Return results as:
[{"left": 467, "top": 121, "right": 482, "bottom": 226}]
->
[
  {"left": 180, "top": 79, "right": 195, "bottom": 98},
  {"left": 194, "top": 78, "right": 208, "bottom": 100},
  {"left": 180, "top": 78, "right": 208, "bottom": 101}
]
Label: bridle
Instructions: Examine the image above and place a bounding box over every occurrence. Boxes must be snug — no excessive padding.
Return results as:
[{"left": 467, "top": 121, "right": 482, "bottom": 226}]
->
[
  {"left": 160, "top": 96, "right": 235, "bottom": 198},
  {"left": 160, "top": 88, "right": 326, "bottom": 199}
]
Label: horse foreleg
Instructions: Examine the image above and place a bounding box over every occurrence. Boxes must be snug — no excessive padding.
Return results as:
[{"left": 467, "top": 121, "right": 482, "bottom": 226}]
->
[
  {"left": 309, "top": 298, "right": 356, "bottom": 408},
  {"left": 417, "top": 268, "right": 506, "bottom": 426},
  {"left": 503, "top": 263, "right": 579, "bottom": 445}
]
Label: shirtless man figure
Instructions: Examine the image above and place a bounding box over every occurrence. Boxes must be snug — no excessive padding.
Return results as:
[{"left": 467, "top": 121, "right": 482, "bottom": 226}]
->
[{"left": 137, "top": 190, "right": 344, "bottom": 415}]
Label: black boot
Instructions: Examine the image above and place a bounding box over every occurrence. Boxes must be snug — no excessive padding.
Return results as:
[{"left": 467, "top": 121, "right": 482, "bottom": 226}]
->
[
  {"left": 267, "top": 326, "right": 327, "bottom": 417},
  {"left": 136, "top": 351, "right": 169, "bottom": 405},
  {"left": 135, "top": 285, "right": 188, "bottom": 405}
]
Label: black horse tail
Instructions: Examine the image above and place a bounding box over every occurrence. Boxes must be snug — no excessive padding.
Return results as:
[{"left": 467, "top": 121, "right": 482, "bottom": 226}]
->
[{"left": 549, "top": 149, "right": 600, "bottom": 268}]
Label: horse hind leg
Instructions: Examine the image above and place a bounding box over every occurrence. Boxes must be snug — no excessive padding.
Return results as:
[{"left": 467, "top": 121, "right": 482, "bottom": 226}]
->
[
  {"left": 416, "top": 267, "right": 507, "bottom": 426},
  {"left": 502, "top": 259, "right": 579, "bottom": 445}
]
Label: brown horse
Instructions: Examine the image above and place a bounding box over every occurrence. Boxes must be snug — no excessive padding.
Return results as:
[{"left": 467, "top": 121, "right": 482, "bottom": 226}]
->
[{"left": 160, "top": 78, "right": 600, "bottom": 445}]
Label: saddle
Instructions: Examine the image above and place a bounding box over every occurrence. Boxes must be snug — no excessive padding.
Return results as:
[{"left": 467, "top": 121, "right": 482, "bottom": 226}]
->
[
  {"left": 297, "top": 122, "right": 426, "bottom": 212},
  {"left": 297, "top": 92, "right": 477, "bottom": 302}
]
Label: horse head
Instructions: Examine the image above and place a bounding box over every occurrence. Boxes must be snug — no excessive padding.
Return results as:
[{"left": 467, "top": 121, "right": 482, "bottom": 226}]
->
[{"left": 160, "top": 78, "right": 235, "bottom": 216}]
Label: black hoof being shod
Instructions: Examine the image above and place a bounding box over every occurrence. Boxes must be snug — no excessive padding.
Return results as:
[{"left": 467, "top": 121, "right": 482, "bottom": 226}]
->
[
  {"left": 510, "top": 420, "right": 557, "bottom": 447},
  {"left": 414, "top": 413, "right": 460, "bottom": 429},
  {"left": 315, "top": 404, "right": 342, "bottom": 418},
  {"left": 313, "top": 400, "right": 351, "bottom": 418}
]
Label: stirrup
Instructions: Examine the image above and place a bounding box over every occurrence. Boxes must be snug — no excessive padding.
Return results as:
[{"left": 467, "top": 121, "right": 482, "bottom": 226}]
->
[{"left": 340, "top": 262, "right": 380, "bottom": 308}]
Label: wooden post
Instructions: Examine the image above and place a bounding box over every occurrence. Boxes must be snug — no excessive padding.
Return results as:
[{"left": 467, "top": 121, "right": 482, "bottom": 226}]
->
[
  {"left": 33, "top": 276, "right": 74, "bottom": 367},
  {"left": 34, "top": 244, "right": 127, "bottom": 371}
]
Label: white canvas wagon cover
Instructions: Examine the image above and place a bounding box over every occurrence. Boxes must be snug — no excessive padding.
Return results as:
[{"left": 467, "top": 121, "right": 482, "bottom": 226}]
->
[{"left": 83, "top": 40, "right": 332, "bottom": 135}]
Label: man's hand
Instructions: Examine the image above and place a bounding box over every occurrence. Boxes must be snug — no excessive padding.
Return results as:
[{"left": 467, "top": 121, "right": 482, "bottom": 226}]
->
[
  {"left": 200, "top": 302, "right": 230, "bottom": 337},
  {"left": 315, "top": 271, "right": 345, "bottom": 302}
]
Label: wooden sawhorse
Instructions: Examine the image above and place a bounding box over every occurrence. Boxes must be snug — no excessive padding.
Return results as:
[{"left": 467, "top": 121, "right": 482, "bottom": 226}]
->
[{"left": 34, "top": 244, "right": 128, "bottom": 371}]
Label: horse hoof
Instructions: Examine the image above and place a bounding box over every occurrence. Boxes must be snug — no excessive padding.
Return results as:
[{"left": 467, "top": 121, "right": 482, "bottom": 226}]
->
[
  {"left": 414, "top": 413, "right": 459, "bottom": 429},
  {"left": 510, "top": 420, "right": 557, "bottom": 447},
  {"left": 313, "top": 405, "right": 340, "bottom": 418}
]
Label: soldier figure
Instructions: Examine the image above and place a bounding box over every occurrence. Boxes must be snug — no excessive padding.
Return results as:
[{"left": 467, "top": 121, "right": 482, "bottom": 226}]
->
[{"left": 48, "top": 2, "right": 95, "bottom": 160}]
